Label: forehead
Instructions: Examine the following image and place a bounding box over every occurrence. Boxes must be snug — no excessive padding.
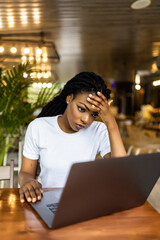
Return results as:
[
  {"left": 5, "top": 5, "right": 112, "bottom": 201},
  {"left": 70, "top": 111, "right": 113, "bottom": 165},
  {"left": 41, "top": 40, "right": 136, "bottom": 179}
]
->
[{"left": 74, "top": 91, "right": 96, "bottom": 101}]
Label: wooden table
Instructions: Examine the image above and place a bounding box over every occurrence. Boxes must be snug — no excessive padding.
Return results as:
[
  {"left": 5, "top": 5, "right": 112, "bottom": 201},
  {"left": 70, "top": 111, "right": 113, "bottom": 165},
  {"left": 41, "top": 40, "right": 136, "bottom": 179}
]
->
[{"left": 1, "top": 188, "right": 160, "bottom": 240}]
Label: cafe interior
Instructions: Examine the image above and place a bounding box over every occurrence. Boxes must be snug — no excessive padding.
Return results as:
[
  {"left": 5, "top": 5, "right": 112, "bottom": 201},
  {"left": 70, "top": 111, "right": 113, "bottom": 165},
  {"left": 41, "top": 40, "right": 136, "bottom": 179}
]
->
[{"left": 0, "top": 0, "right": 160, "bottom": 238}]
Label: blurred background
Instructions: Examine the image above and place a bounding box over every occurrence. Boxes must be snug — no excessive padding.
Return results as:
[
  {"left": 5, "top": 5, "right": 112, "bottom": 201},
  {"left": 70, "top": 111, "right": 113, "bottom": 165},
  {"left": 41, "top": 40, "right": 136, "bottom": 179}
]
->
[{"left": 0, "top": 0, "right": 160, "bottom": 186}]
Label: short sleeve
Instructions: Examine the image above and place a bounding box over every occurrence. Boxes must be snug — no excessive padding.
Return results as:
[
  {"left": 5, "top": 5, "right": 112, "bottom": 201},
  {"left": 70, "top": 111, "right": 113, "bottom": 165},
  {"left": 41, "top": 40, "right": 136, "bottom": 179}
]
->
[
  {"left": 98, "top": 123, "right": 111, "bottom": 157},
  {"left": 23, "top": 120, "right": 40, "bottom": 160}
]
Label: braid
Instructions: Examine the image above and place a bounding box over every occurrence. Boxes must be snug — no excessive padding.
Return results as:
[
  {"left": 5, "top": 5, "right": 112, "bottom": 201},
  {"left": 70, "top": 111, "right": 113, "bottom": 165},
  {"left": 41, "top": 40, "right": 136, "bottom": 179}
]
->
[
  {"left": 37, "top": 95, "right": 67, "bottom": 117},
  {"left": 37, "top": 72, "right": 111, "bottom": 118}
]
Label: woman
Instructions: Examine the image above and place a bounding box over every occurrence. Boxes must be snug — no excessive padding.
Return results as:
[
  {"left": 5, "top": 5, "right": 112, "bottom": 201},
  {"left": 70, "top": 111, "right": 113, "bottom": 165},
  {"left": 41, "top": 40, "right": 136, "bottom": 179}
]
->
[{"left": 18, "top": 72, "right": 126, "bottom": 203}]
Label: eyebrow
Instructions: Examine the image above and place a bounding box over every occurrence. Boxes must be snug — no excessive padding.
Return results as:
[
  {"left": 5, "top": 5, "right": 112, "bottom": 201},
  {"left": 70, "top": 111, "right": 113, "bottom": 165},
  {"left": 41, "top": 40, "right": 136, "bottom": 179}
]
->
[{"left": 79, "top": 102, "right": 90, "bottom": 111}]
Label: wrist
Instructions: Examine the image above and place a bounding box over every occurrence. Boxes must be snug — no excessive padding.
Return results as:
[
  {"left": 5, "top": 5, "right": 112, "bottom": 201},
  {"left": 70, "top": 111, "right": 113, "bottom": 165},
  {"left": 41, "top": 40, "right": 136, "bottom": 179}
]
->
[{"left": 103, "top": 117, "right": 118, "bottom": 129}]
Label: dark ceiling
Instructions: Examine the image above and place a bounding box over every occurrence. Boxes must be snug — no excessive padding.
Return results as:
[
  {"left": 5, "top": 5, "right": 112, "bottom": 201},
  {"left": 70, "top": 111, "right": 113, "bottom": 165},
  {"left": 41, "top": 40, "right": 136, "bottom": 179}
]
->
[{"left": 0, "top": 0, "right": 160, "bottom": 83}]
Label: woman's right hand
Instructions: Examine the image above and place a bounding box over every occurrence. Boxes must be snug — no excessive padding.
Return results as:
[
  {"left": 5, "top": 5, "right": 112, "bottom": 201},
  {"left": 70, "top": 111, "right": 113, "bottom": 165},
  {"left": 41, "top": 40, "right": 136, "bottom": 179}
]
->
[{"left": 19, "top": 179, "right": 43, "bottom": 203}]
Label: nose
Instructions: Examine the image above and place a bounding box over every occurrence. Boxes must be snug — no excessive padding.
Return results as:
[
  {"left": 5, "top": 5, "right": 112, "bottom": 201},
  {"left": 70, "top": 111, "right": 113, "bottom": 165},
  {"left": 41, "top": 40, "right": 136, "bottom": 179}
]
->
[{"left": 81, "top": 113, "right": 90, "bottom": 125}]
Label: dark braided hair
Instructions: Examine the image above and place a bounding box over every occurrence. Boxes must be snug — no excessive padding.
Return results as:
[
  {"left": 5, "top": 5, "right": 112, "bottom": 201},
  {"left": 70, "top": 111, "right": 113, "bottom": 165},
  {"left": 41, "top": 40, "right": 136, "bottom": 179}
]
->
[{"left": 37, "top": 72, "right": 111, "bottom": 118}]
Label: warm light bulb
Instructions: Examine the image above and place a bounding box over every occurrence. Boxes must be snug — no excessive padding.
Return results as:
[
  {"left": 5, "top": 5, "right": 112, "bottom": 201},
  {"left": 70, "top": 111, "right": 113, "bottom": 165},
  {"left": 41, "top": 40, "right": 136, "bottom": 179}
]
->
[
  {"left": 135, "top": 74, "right": 140, "bottom": 84},
  {"left": 47, "top": 83, "right": 52, "bottom": 88},
  {"left": 24, "top": 47, "right": 30, "bottom": 54},
  {"left": 43, "top": 72, "right": 49, "bottom": 78},
  {"left": 21, "top": 56, "right": 27, "bottom": 63},
  {"left": 36, "top": 48, "right": 42, "bottom": 55},
  {"left": 29, "top": 56, "right": 34, "bottom": 62},
  {"left": 135, "top": 84, "right": 141, "bottom": 90},
  {"left": 36, "top": 56, "right": 41, "bottom": 63},
  {"left": 38, "top": 82, "right": 42, "bottom": 88},
  {"left": 37, "top": 72, "right": 42, "bottom": 79},
  {"left": 33, "top": 82, "right": 37, "bottom": 88},
  {"left": 30, "top": 72, "right": 36, "bottom": 78},
  {"left": 42, "top": 56, "right": 48, "bottom": 62},
  {"left": 153, "top": 80, "right": 160, "bottom": 86},
  {"left": 10, "top": 47, "right": 17, "bottom": 53},
  {"left": 0, "top": 46, "right": 4, "bottom": 53},
  {"left": 42, "top": 83, "right": 47, "bottom": 88}
]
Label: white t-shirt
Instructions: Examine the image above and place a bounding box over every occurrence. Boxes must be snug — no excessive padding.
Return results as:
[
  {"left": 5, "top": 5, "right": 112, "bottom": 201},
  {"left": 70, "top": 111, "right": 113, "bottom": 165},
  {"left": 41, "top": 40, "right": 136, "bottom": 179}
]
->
[{"left": 23, "top": 115, "right": 111, "bottom": 188}]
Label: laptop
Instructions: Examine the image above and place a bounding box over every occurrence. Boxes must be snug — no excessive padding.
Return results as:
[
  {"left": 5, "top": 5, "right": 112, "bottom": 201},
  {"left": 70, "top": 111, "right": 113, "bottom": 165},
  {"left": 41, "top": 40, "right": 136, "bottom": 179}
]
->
[{"left": 29, "top": 152, "right": 160, "bottom": 229}]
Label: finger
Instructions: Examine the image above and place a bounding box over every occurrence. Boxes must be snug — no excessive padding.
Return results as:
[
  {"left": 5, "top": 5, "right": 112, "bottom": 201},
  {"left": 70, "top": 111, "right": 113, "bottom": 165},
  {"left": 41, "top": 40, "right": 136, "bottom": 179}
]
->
[
  {"left": 23, "top": 188, "right": 32, "bottom": 202},
  {"left": 108, "top": 100, "right": 113, "bottom": 106},
  {"left": 90, "top": 104, "right": 100, "bottom": 112},
  {"left": 19, "top": 187, "right": 31, "bottom": 202},
  {"left": 40, "top": 188, "right": 43, "bottom": 194},
  {"left": 28, "top": 186, "right": 38, "bottom": 203},
  {"left": 37, "top": 182, "right": 43, "bottom": 194},
  {"left": 31, "top": 181, "right": 43, "bottom": 201},
  {"left": 97, "top": 91, "right": 108, "bottom": 101},
  {"left": 88, "top": 94, "right": 103, "bottom": 105},
  {"left": 19, "top": 190, "right": 25, "bottom": 203},
  {"left": 87, "top": 96, "right": 103, "bottom": 108},
  {"left": 34, "top": 185, "right": 43, "bottom": 201}
]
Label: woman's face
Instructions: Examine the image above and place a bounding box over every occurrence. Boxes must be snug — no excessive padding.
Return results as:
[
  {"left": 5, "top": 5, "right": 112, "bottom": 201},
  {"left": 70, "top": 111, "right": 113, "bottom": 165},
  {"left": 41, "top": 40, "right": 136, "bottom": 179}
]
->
[{"left": 64, "top": 92, "right": 99, "bottom": 133}]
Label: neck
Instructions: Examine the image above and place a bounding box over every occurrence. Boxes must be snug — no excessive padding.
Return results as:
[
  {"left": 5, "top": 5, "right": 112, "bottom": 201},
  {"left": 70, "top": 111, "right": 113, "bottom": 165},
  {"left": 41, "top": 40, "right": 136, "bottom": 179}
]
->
[{"left": 57, "top": 114, "right": 75, "bottom": 133}]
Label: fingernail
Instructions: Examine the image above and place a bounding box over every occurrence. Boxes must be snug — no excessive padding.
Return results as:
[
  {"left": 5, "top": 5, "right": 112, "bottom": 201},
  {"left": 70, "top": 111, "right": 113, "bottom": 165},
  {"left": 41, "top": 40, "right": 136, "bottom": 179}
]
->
[
  {"left": 38, "top": 196, "right": 41, "bottom": 200},
  {"left": 27, "top": 197, "right": 31, "bottom": 202},
  {"left": 87, "top": 97, "right": 90, "bottom": 100},
  {"left": 97, "top": 91, "right": 101, "bottom": 94},
  {"left": 20, "top": 199, "right": 24, "bottom": 203},
  {"left": 89, "top": 94, "right": 92, "bottom": 97}
]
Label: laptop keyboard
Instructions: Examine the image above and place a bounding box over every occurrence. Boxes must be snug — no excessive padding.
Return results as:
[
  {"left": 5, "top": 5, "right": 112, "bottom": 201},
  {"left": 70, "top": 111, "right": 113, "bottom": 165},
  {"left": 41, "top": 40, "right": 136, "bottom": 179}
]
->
[{"left": 46, "top": 202, "right": 59, "bottom": 214}]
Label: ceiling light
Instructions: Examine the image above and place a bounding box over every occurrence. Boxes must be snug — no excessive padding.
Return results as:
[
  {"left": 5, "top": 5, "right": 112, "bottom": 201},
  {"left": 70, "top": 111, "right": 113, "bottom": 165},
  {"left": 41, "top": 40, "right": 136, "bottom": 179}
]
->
[
  {"left": 135, "top": 74, "right": 140, "bottom": 84},
  {"left": 0, "top": 32, "right": 60, "bottom": 68},
  {"left": 42, "top": 56, "right": 48, "bottom": 62},
  {"left": 47, "top": 83, "right": 52, "bottom": 88},
  {"left": 30, "top": 72, "right": 36, "bottom": 78},
  {"left": 29, "top": 56, "right": 34, "bottom": 63},
  {"left": 42, "top": 83, "right": 47, "bottom": 88},
  {"left": 135, "top": 84, "right": 141, "bottom": 90},
  {"left": 153, "top": 80, "right": 160, "bottom": 86},
  {"left": 0, "top": 46, "right": 4, "bottom": 53},
  {"left": 21, "top": 56, "right": 27, "bottom": 63},
  {"left": 43, "top": 72, "right": 49, "bottom": 78},
  {"left": 131, "top": 0, "right": 151, "bottom": 10},
  {"left": 36, "top": 48, "right": 42, "bottom": 55},
  {"left": 33, "top": 83, "right": 37, "bottom": 88},
  {"left": 10, "top": 47, "right": 17, "bottom": 53},
  {"left": 37, "top": 72, "right": 42, "bottom": 79},
  {"left": 23, "top": 47, "right": 30, "bottom": 54},
  {"left": 38, "top": 82, "right": 42, "bottom": 88}
]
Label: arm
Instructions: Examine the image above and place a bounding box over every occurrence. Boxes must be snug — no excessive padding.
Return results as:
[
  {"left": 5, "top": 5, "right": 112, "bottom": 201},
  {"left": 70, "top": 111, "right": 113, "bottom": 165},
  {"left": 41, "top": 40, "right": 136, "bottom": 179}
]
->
[
  {"left": 18, "top": 156, "right": 43, "bottom": 203},
  {"left": 87, "top": 92, "right": 126, "bottom": 158}
]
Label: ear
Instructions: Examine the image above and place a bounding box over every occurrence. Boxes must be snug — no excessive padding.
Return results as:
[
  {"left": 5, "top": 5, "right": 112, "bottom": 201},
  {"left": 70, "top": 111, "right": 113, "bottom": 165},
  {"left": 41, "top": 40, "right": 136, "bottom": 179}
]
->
[{"left": 66, "top": 94, "right": 74, "bottom": 104}]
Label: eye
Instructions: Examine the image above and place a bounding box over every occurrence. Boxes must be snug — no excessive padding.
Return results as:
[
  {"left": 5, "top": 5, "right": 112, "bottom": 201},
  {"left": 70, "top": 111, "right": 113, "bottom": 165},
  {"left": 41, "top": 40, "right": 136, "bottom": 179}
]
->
[
  {"left": 92, "top": 112, "right": 99, "bottom": 118},
  {"left": 77, "top": 106, "right": 85, "bottom": 112}
]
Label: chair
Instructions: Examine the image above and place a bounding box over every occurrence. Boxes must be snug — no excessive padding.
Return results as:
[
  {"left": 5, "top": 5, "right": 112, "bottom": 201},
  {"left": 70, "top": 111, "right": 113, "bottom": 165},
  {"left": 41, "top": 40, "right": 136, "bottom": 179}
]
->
[
  {"left": 0, "top": 159, "right": 14, "bottom": 188},
  {"left": 127, "top": 145, "right": 160, "bottom": 156}
]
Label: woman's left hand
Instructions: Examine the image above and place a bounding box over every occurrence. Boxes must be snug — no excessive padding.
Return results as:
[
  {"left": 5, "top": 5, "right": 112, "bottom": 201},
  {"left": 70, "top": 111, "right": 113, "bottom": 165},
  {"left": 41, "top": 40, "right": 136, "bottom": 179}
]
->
[
  {"left": 87, "top": 91, "right": 113, "bottom": 124},
  {"left": 87, "top": 91, "right": 127, "bottom": 157}
]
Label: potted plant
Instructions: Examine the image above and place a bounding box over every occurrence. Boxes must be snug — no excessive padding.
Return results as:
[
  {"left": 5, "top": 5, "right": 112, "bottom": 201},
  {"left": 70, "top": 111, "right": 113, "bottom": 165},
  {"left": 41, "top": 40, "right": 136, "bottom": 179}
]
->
[{"left": 0, "top": 62, "right": 62, "bottom": 165}]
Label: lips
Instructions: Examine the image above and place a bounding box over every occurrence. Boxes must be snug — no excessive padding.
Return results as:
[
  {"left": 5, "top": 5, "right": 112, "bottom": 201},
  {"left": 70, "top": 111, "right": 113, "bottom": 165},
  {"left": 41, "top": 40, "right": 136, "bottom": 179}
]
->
[{"left": 75, "top": 123, "right": 85, "bottom": 130}]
